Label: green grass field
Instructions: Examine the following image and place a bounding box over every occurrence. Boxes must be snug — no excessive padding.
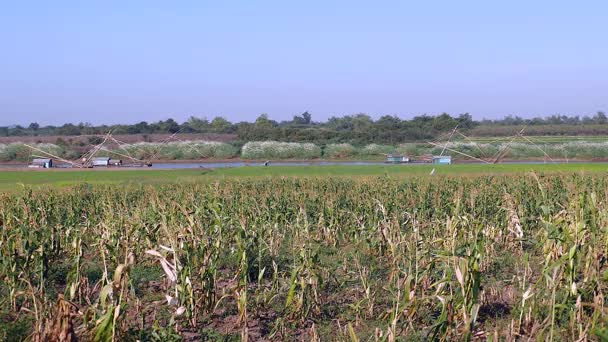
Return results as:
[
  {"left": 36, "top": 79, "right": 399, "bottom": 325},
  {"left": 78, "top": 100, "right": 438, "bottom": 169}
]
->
[{"left": 1, "top": 163, "right": 608, "bottom": 191}]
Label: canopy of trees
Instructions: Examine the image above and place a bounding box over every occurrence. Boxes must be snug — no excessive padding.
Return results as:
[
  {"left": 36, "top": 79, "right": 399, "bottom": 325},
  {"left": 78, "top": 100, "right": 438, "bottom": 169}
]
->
[{"left": 2, "top": 111, "right": 606, "bottom": 144}]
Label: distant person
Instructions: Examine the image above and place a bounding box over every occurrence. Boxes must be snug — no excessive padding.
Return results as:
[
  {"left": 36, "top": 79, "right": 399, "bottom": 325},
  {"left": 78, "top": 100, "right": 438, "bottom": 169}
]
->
[{"left": 264, "top": 160, "right": 270, "bottom": 166}]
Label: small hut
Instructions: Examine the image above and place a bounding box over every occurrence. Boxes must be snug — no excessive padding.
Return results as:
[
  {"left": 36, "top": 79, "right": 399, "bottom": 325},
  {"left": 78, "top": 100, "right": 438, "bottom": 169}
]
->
[
  {"left": 29, "top": 158, "right": 53, "bottom": 168},
  {"left": 432, "top": 155, "right": 452, "bottom": 165},
  {"left": 92, "top": 157, "right": 111, "bottom": 167},
  {"left": 385, "top": 154, "right": 410, "bottom": 164}
]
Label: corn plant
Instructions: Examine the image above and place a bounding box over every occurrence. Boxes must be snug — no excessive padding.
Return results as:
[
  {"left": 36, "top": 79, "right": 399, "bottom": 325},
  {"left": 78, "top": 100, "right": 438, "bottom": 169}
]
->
[{"left": 2, "top": 174, "right": 608, "bottom": 340}]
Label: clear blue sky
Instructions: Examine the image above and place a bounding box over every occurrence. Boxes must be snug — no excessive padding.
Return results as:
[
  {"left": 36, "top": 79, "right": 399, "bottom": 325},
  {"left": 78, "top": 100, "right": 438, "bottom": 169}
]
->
[{"left": 1, "top": 1, "right": 607, "bottom": 126}]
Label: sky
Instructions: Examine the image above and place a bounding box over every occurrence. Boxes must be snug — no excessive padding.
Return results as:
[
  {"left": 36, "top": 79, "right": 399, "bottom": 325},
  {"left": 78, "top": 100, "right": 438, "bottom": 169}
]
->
[{"left": 1, "top": 1, "right": 607, "bottom": 126}]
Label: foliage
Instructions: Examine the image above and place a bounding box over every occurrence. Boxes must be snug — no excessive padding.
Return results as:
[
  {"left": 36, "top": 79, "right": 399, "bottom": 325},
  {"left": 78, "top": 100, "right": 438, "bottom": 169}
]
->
[
  {"left": 8, "top": 112, "right": 608, "bottom": 144},
  {"left": 5, "top": 137, "right": 608, "bottom": 163},
  {"left": 323, "top": 143, "right": 357, "bottom": 158},
  {"left": 119, "top": 141, "right": 238, "bottom": 160},
  {"left": 359, "top": 143, "right": 395, "bottom": 156},
  {"left": 241, "top": 141, "right": 321, "bottom": 159},
  {"left": 0, "top": 143, "right": 64, "bottom": 162}
]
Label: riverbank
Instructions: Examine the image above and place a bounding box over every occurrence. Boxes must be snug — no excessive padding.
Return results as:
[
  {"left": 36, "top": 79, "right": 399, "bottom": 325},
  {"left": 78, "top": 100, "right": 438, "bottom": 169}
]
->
[
  {"left": 6, "top": 138, "right": 608, "bottom": 164},
  {"left": 4, "top": 156, "right": 608, "bottom": 170}
]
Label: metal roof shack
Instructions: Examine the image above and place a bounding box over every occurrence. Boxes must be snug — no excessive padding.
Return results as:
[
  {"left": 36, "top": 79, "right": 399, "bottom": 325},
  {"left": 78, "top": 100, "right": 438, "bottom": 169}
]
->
[
  {"left": 29, "top": 158, "right": 53, "bottom": 168},
  {"left": 432, "top": 155, "right": 452, "bottom": 165},
  {"left": 385, "top": 154, "right": 410, "bottom": 164},
  {"left": 92, "top": 157, "right": 111, "bottom": 167}
]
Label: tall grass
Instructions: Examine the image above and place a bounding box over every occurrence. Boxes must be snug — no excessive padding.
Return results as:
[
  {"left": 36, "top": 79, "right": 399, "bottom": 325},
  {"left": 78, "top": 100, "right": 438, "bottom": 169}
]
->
[
  {"left": 428, "top": 141, "right": 608, "bottom": 159},
  {"left": 0, "top": 143, "right": 64, "bottom": 162},
  {"left": 241, "top": 141, "right": 321, "bottom": 159},
  {"left": 359, "top": 143, "right": 394, "bottom": 156},
  {"left": 120, "top": 141, "right": 238, "bottom": 160},
  {"left": 3, "top": 139, "right": 608, "bottom": 162},
  {"left": 323, "top": 143, "right": 357, "bottom": 158},
  {"left": 324, "top": 143, "right": 394, "bottom": 158}
]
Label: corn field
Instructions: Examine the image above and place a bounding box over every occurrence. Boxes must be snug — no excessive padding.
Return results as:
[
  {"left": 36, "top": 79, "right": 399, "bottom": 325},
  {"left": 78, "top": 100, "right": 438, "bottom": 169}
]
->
[{"left": 2, "top": 174, "right": 608, "bottom": 340}]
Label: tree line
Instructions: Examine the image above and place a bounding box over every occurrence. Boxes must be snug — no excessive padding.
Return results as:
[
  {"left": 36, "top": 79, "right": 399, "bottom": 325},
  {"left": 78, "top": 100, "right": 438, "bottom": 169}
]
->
[{"left": 2, "top": 111, "right": 607, "bottom": 144}]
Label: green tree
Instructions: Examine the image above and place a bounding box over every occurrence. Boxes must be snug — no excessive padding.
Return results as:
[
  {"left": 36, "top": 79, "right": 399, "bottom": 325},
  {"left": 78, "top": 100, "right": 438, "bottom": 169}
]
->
[
  {"left": 292, "top": 111, "right": 312, "bottom": 125},
  {"left": 160, "top": 119, "right": 180, "bottom": 133},
  {"left": 28, "top": 122, "right": 40, "bottom": 131},
  {"left": 594, "top": 111, "right": 607, "bottom": 124},
  {"left": 431, "top": 113, "right": 457, "bottom": 131},
  {"left": 186, "top": 116, "right": 210, "bottom": 133},
  {"left": 254, "top": 114, "right": 277, "bottom": 129},
  {"left": 210, "top": 117, "right": 233, "bottom": 133}
]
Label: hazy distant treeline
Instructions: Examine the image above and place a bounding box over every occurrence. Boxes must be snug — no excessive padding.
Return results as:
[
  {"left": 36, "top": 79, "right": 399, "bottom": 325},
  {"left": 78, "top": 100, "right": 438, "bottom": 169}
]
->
[{"left": 2, "top": 111, "right": 608, "bottom": 144}]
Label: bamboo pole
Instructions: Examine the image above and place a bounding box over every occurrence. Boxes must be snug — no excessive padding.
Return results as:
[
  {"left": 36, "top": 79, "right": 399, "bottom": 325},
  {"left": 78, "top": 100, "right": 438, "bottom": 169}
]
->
[
  {"left": 427, "top": 142, "right": 491, "bottom": 164},
  {"left": 492, "top": 127, "right": 526, "bottom": 163},
  {"left": 24, "top": 144, "right": 81, "bottom": 167},
  {"left": 108, "top": 136, "right": 142, "bottom": 163},
  {"left": 148, "top": 127, "right": 186, "bottom": 161},
  {"left": 519, "top": 135, "right": 555, "bottom": 162},
  {"left": 439, "top": 125, "right": 459, "bottom": 156},
  {"left": 98, "top": 147, "right": 146, "bottom": 163},
  {"left": 455, "top": 131, "right": 490, "bottom": 159},
  {"left": 81, "top": 131, "right": 113, "bottom": 167}
]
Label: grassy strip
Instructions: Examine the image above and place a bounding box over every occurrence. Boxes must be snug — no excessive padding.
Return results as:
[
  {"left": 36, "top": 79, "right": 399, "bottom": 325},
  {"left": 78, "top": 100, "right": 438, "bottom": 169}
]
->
[{"left": 1, "top": 163, "right": 608, "bottom": 191}]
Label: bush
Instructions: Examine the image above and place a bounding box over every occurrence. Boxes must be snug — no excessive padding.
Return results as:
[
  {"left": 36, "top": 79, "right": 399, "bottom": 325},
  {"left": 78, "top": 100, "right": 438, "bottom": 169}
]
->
[
  {"left": 395, "top": 143, "right": 427, "bottom": 157},
  {"left": 88, "top": 136, "right": 104, "bottom": 145},
  {"left": 324, "top": 143, "right": 357, "bottom": 158},
  {"left": 0, "top": 143, "right": 64, "bottom": 162},
  {"left": 424, "top": 141, "right": 608, "bottom": 160},
  {"left": 119, "top": 141, "right": 238, "bottom": 160},
  {"left": 360, "top": 144, "right": 394, "bottom": 156},
  {"left": 241, "top": 141, "right": 321, "bottom": 159}
]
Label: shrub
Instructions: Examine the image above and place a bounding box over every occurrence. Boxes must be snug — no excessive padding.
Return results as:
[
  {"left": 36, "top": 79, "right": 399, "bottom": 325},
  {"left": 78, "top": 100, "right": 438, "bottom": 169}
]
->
[
  {"left": 360, "top": 144, "right": 394, "bottom": 156},
  {"left": 396, "top": 143, "right": 427, "bottom": 157},
  {"left": 324, "top": 143, "right": 357, "bottom": 158},
  {"left": 425, "top": 141, "right": 608, "bottom": 160},
  {"left": 119, "top": 141, "right": 238, "bottom": 160},
  {"left": 0, "top": 143, "right": 64, "bottom": 162},
  {"left": 241, "top": 141, "right": 321, "bottom": 159}
]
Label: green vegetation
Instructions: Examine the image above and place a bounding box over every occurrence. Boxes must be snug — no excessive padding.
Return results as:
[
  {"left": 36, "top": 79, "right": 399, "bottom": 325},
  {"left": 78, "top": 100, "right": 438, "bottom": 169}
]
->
[
  {"left": 5, "top": 112, "right": 608, "bottom": 145},
  {"left": 121, "top": 141, "right": 238, "bottom": 160},
  {"left": 323, "top": 143, "right": 358, "bottom": 158},
  {"left": 2, "top": 172, "right": 608, "bottom": 340},
  {"left": 209, "top": 163, "right": 608, "bottom": 178},
  {"left": 6, "top": 138, "right": 608, "bottom": 163},
  {"left": 468, "top": 135, "right": 608, "bottom": 143},
  {"left": 240, "top": 141, "right": 321, "bottom": 159},
  {"left": 5, "top": 111, "right": 608, "bottom": 162},
  {"left": 0, "top": 143, "right": 65, "bottom": 162},
  {"left": 2, "top": 163, "right": 608, "bottom": 191},
  {"left": 0, "top": 169, "right": 206, "bottom": 191}
]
